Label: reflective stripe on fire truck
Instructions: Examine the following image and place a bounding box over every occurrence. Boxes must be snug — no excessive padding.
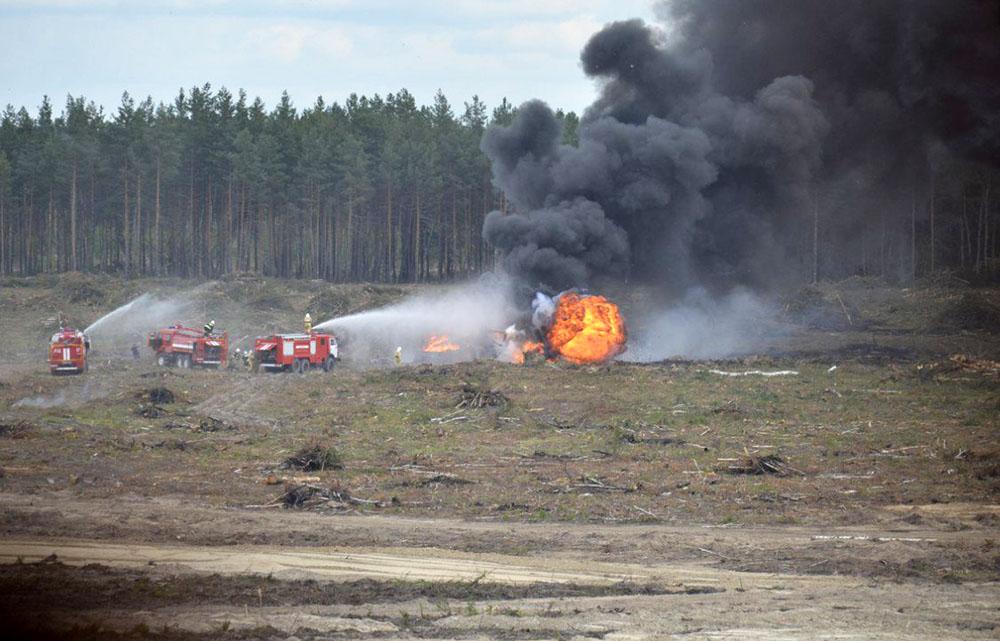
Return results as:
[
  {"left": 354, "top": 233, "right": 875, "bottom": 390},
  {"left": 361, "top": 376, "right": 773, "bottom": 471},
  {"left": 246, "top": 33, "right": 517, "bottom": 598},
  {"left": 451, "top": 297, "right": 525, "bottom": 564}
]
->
[{"left": 63, "top": 348, "right": 70, "bottom": 361}]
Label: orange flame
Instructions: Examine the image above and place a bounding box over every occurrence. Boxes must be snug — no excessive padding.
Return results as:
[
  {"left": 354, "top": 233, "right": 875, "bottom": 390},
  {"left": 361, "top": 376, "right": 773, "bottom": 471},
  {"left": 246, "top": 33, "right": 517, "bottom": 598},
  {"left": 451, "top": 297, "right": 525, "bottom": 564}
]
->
[
  {"left": 546, "top": 293, "right": 626, "bottom": 364},
  {"left": 510, "top": 340, "right": 545, "bottom": 364},
  {"left": 423, "top": 334, "right": 460, "bottom": 352}
]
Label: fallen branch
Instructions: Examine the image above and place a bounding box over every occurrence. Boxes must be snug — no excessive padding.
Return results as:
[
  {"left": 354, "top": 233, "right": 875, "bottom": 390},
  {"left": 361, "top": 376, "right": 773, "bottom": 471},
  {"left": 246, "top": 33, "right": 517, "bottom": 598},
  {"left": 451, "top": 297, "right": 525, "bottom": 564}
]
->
[
  {"left": 834, "top": 292, "right": 854, "bottom": 326},
  {"left": 430, "top": 415, "right": 469, "bottom": 425},
  {"left": 708, "top": 369, "right": 799, "bottom": 377}
]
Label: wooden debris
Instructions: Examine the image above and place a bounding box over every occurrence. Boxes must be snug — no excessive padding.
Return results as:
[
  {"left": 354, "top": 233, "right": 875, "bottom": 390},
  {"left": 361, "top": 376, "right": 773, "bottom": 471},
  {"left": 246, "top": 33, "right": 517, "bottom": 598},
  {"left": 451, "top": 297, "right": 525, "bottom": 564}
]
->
[
  {"left": 456, "top": 384, "right": 510, "bottom": 409},
  {"left": 278, "top": 483, "right": 383, "bottom": 509},
  {"left": 264, "top": 474, "right": 321, "bottom": 485},
  {"left": 722, "top": 450, "right": 804, "bottom": 477},
  {"left": 283, "top": 444, "right": 342, "bottom": 471},
  {"left": 571, "top": 476, "right": 634, "bottom": 493}
]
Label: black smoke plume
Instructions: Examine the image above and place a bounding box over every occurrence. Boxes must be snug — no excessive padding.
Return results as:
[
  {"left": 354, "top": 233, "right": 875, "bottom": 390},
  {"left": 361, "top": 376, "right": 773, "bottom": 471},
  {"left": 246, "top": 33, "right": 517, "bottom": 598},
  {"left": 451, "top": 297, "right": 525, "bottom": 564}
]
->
[{"left": 482, "top": 1, "right": 999, "bottom": 293}]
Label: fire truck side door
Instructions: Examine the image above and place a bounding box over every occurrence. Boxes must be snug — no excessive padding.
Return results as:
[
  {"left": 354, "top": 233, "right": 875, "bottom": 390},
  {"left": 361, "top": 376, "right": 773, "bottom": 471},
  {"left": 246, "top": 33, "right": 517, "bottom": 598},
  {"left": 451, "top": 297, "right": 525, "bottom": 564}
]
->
[
  {"left": 283, "top": 340, "right": 294, "bottom": 357},
  {"left": 310, "top": 340, "right": 316, "bottom": 355}
]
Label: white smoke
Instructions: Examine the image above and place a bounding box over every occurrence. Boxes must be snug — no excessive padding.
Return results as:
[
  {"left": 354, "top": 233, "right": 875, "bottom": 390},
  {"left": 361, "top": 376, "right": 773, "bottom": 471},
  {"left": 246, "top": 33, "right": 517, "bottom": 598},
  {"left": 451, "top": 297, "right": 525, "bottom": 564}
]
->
[
  {"left": 13, "top": 390, "right": 67, "bottom": 409},
  {"left": 531, "top": 292, "right": 556, "bottom": 331},
  {"left": 315, "top": 274, "right": 518, "bottom": 367},
  {"left": 624, "top": 288, "right": 778, "bottom": 361}
]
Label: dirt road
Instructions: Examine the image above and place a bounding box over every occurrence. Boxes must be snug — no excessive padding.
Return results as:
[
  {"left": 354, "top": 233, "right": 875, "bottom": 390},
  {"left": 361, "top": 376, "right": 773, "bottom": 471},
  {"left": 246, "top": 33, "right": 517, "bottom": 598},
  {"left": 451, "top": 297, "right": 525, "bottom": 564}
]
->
[{"left": 1, "top": 495, "right": 997, "bottom": 640}]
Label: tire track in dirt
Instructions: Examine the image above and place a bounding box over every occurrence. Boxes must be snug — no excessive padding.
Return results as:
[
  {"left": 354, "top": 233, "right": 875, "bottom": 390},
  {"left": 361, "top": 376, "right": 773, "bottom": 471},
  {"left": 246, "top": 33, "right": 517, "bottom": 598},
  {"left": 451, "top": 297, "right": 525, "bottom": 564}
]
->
[{"left": 0, "top": 539, "right": 645, "bottom": 585}]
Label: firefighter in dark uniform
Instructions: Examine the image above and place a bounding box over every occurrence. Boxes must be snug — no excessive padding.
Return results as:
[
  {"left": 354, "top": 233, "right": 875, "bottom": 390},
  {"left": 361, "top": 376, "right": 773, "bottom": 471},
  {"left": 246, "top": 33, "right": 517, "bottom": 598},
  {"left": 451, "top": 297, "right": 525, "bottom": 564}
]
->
[{"left": 203, "top": 320, "right": 216, "bottom": 337}]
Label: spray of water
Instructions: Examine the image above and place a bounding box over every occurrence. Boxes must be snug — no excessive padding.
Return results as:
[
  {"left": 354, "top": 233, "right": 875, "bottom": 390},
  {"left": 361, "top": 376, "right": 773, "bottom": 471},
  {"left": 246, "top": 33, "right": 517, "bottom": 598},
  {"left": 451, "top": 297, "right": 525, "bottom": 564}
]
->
[
  {"left": 84, "top": 292, "right": 194, "bottom": 356},
  {"left": 315, "top": 274, "right": 517, "bottom": 366}
]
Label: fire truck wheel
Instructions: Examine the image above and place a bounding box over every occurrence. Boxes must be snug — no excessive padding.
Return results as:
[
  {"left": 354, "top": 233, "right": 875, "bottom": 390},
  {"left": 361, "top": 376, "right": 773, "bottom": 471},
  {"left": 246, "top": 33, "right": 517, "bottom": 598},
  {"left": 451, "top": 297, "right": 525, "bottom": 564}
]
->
[
  {"left": 323, "top": 356, "right": 335, "bottom": 372},
  {"left": 296, "top": 358, "right": 308, "bottom": 374},
  {"left": 179, "top": 354, "right": 191, "bottom": 369},
  {"left": 157, "top": 354, "right": 167, "bottom": 367}
]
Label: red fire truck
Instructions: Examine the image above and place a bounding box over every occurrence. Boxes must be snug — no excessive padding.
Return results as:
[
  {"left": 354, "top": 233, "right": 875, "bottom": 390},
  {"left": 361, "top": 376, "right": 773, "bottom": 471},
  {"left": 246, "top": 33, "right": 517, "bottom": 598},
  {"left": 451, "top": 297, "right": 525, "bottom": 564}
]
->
[
  {"left": 48, "top": 328, "right": 90, "bottom": 375},
  {"left": 147, "top": 325, "right": 229, "bottom": 369},
  {"left": 253, "top": 332, "right": 338, "bottom": 373}
]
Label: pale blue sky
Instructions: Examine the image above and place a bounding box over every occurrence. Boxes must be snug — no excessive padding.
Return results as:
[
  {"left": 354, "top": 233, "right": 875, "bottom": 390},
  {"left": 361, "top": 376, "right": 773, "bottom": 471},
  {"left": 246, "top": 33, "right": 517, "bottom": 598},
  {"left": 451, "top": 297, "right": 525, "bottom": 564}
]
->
[{"left": 0, "top": 0, "right": 655, "bottom": 116}]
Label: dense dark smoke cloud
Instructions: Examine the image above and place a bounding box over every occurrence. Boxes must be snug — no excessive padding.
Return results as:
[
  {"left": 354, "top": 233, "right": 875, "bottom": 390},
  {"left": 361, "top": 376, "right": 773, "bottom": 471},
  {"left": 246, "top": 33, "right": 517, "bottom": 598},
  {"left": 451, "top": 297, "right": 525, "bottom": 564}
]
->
[{"left": 482, "top": 1, "right": 999, "bottom": 292}]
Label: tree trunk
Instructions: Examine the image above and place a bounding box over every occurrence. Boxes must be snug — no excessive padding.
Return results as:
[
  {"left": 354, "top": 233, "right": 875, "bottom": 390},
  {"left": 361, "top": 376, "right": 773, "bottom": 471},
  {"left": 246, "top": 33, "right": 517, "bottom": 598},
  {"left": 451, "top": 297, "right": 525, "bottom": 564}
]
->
[
  {"left": 928, "top": 173, "right": 935, "bottom": 273},
  {"left": 189, "top": 160, "right": 195, "bottom": 278},
  {"left": 983, "top": 182, "right": 991, "bottom": 272},
  {"left": 386, "top": 179, "right": 394, "bottom": 282},
  {"left": 70, "top": 163, "right": 77, "bottom": 271},
  {"left": 812, "top": 197, "right": 819, "bottom": 284},
  {"left": 910, "top": 190, "right": 917, "bottom": 282},
  {"left": 206, "top": 177, "right": 214, "bottom": 276},
  {"left": 136, "top": 171, "right": 143, "bottom": 274},
  {"left": 155, "top": 155, "right": 161, "bottom": 276},
  {"left": 347, "top": 196, "right": 354, "bottom": 280},
  {"left": 414, "top": 189, "right": 422, "bottom": 282},
  {"left": 123, "top": 157, "right": 130, "bottom": 277}
]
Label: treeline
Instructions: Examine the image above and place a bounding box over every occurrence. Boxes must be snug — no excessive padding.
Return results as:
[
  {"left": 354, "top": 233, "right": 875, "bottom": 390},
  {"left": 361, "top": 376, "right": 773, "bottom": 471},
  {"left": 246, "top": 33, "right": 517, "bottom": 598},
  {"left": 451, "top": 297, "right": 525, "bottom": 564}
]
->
[
  {"left": 0, "top": 86, "right": 579, "bottom": 281},
  {"left": 818, "top": 160, "right": 1000, "bottom": 284},
  {"left": 0, "top": 85, "right": 995, "bottom": 285}
]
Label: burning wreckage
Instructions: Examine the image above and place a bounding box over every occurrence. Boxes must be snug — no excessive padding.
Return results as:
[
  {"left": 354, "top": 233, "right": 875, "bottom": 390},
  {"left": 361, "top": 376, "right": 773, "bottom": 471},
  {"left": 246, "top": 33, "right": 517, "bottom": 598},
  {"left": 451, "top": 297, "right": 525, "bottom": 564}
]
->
[{"left": 420, "top": 290, "right": 627, "bottom": 366}]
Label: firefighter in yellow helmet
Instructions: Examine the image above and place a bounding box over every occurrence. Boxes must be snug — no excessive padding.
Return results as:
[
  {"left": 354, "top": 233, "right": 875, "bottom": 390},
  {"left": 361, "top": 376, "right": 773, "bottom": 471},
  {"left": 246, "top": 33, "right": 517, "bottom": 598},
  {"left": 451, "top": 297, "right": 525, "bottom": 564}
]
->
[
  {"left": 203, "top": 320, "right": 216, "bottom": 337},
  {"left": 394, "top": 346, "right": 402, "bottom": 366},
  {"left": 304, "top": 313, "right": 313, "bottom": 334}
]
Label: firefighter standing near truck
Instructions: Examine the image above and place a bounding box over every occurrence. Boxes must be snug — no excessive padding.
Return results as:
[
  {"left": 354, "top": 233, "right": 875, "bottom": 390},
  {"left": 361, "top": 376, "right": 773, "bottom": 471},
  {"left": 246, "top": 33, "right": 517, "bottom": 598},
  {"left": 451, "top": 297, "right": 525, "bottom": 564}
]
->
[
  {"left": 304, "top": 313, "right": 312, "bottom": 334},
  {"left": 203, "top": 320, "right": 215, "bottom": 337}
]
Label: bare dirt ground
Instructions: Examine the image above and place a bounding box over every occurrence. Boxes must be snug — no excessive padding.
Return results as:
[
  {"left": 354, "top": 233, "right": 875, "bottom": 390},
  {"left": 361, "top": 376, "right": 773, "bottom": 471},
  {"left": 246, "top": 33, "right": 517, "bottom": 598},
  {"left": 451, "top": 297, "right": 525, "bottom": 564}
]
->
[{"left": 0, "top": 275, "right": 998, "bottom": 639}]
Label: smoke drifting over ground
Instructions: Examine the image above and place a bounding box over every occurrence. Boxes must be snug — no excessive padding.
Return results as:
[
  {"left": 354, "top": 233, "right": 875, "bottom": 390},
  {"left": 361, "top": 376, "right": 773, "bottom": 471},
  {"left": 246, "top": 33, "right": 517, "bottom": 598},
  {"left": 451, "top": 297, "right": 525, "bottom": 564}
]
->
[
  {"left": 315, "top": 275, "right": 517, "bottom": 366},
  {"left": 482, "top": 1, "right": 999, "bottom": 292},
  {"left": 625, "top": 289, "right": 775, "bottom": 361},
  {"left": 13, "top": 390, "right": 68, "bottom": 409}
]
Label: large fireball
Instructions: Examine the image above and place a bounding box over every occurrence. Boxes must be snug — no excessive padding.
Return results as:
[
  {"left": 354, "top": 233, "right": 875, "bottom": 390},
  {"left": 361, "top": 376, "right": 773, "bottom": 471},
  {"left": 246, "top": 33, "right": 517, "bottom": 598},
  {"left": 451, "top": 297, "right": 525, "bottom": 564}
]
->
[{"left": 546, "top": 293, "right": 626, "bottom": 364}]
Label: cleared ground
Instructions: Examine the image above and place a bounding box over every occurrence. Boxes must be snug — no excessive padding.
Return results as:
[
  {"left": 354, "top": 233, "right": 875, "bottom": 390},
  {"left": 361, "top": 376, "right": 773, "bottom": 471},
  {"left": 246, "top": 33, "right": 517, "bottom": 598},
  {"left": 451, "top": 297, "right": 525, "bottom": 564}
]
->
[{"left": 0, "top": 274, "right": 997, "bottom": 639}]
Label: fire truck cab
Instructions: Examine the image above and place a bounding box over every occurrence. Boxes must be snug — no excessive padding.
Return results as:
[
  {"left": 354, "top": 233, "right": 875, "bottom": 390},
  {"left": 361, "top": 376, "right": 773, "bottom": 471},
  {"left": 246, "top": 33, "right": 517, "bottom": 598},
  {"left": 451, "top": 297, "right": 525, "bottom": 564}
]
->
[
  {"left": 253, "top": 332, "right": 338, "bottom": 373},
  {"left": 147, "top": 325, "right": 229, "bottom": 369},
  {"left": 48, "top": 328, "right": 90, "bottom": 375}
]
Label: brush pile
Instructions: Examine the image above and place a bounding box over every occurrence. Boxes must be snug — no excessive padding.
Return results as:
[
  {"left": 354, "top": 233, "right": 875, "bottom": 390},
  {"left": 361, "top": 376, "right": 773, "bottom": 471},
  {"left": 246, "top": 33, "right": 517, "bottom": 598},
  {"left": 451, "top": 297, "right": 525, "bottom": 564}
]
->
[
  {"left": 723, "top": 453, "right": 803, "bottom": 477},
  {"left": 456, "top": 384, "right": 509, "bottom": 409},
  {"left": 283, "top": 444, "right": 343, "bottom": 471},
  {"left": 279, "top": 484, "right": 383, "bottom": 509}
]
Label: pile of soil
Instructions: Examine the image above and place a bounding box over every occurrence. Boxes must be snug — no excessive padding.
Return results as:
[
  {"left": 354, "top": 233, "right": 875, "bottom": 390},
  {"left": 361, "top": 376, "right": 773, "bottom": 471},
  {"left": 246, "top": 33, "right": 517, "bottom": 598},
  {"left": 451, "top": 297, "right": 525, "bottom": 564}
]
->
[{"left": 928, "top": 293, "right": 1000, "bottom": 333}]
